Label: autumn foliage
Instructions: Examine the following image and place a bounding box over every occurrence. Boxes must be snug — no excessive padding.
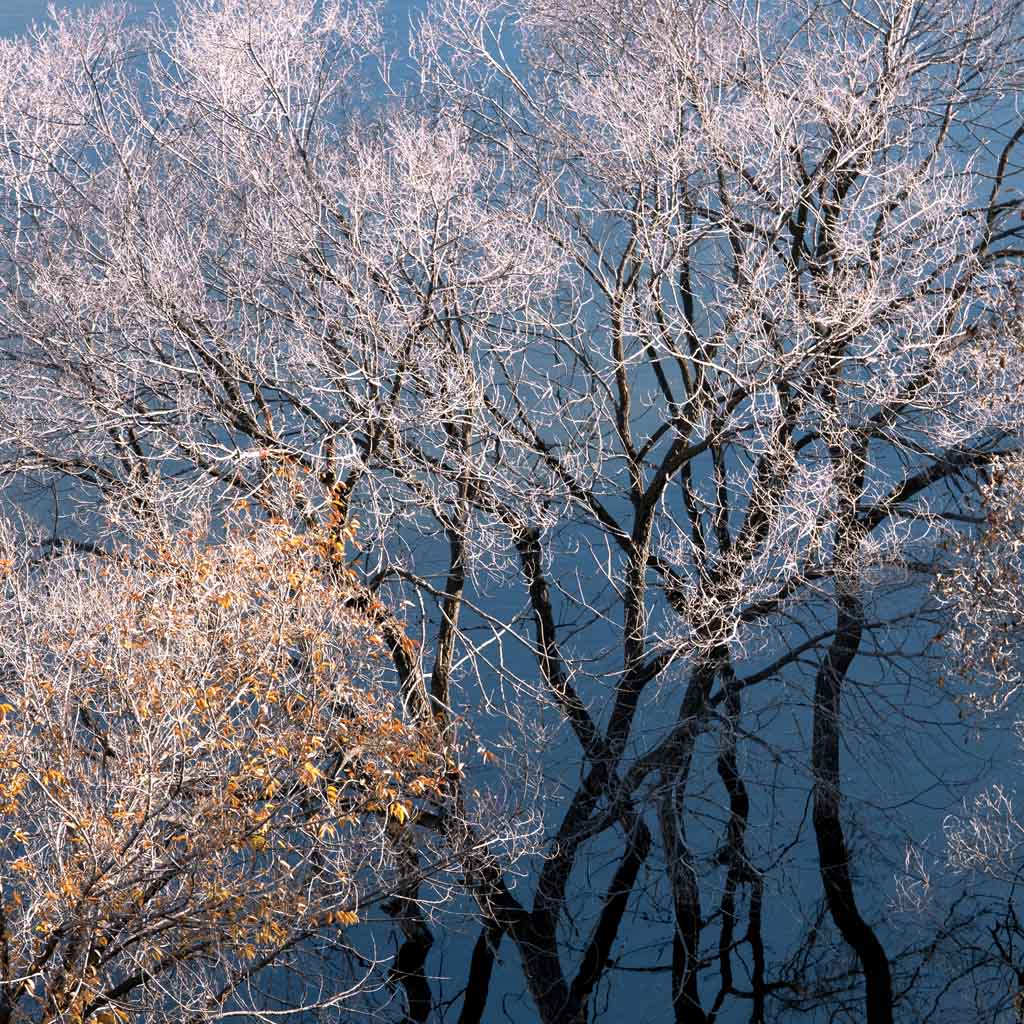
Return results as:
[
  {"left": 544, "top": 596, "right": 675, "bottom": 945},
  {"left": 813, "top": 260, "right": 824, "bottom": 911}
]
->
[{"left": 0, "top": 507, "right": 449, "bottom": 1023}]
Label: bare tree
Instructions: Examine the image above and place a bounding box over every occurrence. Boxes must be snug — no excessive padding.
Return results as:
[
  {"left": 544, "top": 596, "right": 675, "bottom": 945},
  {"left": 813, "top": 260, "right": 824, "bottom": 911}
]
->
[
  {"left": 2, "top": 0, "right": 1024, "bottom": 1020},
  {"left": 916, "top": 453, "right": 1024, "bottom": 1020}
]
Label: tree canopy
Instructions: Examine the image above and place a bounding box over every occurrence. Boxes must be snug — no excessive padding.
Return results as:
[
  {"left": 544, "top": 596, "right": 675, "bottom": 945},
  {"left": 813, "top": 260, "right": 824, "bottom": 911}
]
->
[{"left": 2, "top": 0, "right": 1024, "bottom": 1020}]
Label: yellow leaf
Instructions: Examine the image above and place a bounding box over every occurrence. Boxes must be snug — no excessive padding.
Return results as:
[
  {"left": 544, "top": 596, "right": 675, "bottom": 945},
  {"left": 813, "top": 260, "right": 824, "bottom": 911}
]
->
[
  {"left": 335, "top": 909, "right": 359, "bottom": 926},
  {"left": 389, "top": 801, "right": 410, "bottom": 825},
  {"left": 94, "top": 1009, "right": 130, "bottom": 1024}
]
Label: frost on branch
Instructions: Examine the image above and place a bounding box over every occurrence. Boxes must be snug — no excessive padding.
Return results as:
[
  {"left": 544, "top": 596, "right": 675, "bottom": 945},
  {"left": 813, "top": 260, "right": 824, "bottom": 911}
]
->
[
  {"left": 944, "top": 785, "right": 1024, "bottom": 876},
  {"left": 934, "top": 455, "right": 1024, "bottom": 716},
  {"left": 4, "top": 0, "right": 1024, "bottom": 1020},
  {"left": 934, "top": 457, "right": 1024, "bottom": 888},
  {"left": 0, "top": 0, "right": 565, "bottom": 552}
]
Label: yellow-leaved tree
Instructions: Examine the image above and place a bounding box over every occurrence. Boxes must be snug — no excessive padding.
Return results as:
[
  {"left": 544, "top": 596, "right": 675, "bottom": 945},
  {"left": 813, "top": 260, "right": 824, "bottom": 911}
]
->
[{"left": 0, "top": 500, "right": 451, "bottom": 1023}]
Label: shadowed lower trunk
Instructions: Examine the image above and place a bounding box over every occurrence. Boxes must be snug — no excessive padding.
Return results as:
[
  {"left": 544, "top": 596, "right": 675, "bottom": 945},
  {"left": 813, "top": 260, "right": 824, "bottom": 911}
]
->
[{"left": 812, "top": 580, "right": 894, "bottom": 1024}]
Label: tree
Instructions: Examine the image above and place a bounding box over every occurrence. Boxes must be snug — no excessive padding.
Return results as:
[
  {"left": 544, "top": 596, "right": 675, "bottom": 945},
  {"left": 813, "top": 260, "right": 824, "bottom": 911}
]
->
[
  {"left": 0, "top": 495, "right": 455, "bottom": 1023},
  {"left": 1, "top": 0, "right": 1024, "bottom": 1020},
  {"left": 917, "top": 453, "right": 1024, "bottom": 1020}
]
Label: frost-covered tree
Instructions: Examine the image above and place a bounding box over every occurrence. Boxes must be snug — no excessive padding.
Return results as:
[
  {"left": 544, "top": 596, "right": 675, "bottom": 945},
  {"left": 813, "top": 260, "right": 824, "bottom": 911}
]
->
[{"left": 2, "top": 0, "right": 1024, "bottom": 1020}]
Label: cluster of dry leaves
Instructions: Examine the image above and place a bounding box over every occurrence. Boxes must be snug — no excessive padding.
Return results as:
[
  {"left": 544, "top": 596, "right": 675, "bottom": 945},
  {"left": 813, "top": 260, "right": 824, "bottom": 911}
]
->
[{"left": 0, "top": 503, "right": 450, "bottom": 1022}]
